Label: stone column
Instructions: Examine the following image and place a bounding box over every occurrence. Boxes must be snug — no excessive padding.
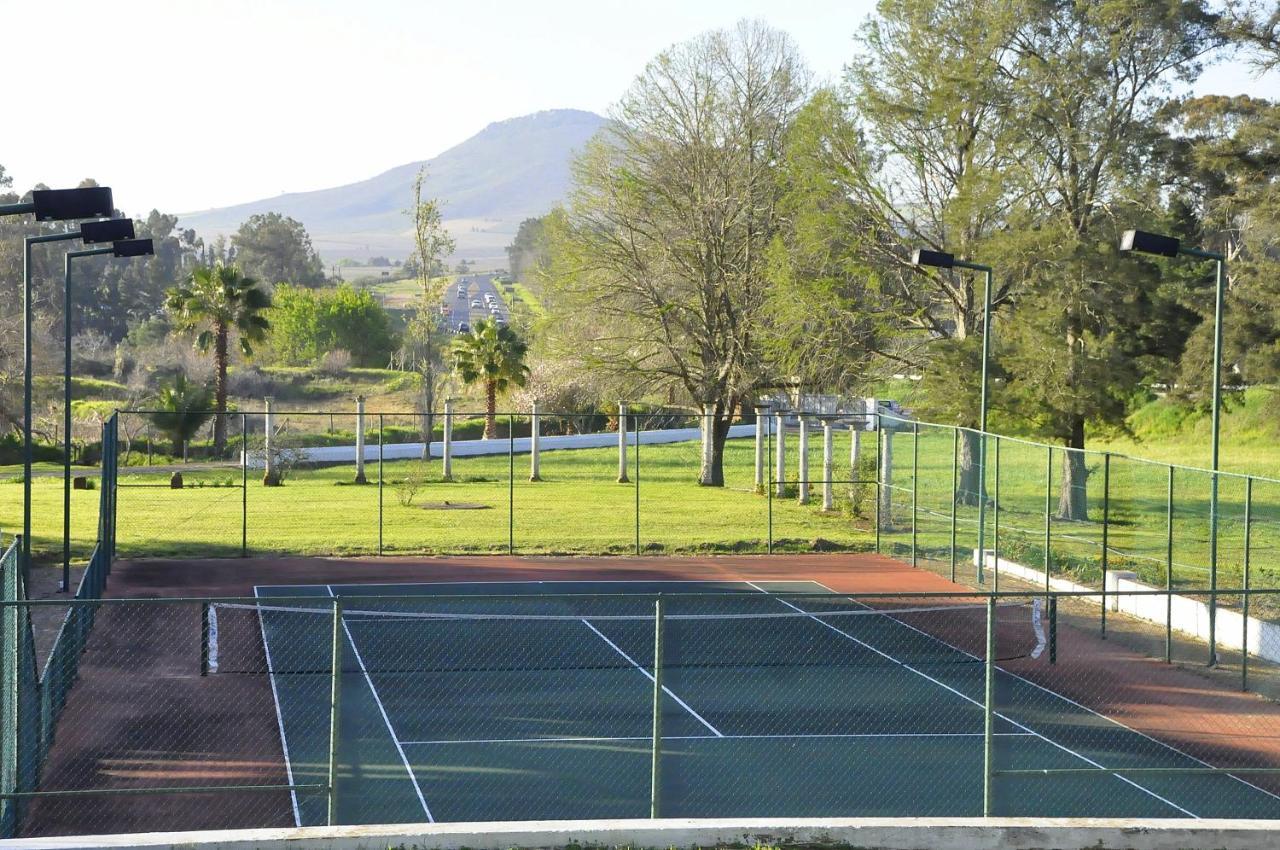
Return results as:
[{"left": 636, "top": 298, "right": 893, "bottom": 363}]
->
[
  {"left": 822, "top": 416, "right": 835, "bottom": 511},
  {"left": 617, "top": 402, "right": 629, "bottom": 483},
  {"left": 529, "top": 399, "right": 542, "bottom": 482},
  {"left": 797, "top": 414, "right": 810, "bottom": 505},
  {"left": 354, "top": 395, "right": 367, "bottom": 484},
  {"left": 879, "top": 421, "right": 894, "bottom": 529},
  {"left": 753, "top": 402, "right": 771, "bottom": 492},
  {"left": 442, "top": 397, "right": 454, "bottom": 481},
  {"left": 774, "top": 408, "right": 787, "bottom": 497},
  {"left": 263, "top": 396, "right": 280, "bottom": 486}
]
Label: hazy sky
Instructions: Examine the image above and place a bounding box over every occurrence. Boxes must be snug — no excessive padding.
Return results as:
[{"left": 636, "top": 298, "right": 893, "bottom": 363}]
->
[{"left": 4, "top": 0, "right": 1276, "bottom": 215}]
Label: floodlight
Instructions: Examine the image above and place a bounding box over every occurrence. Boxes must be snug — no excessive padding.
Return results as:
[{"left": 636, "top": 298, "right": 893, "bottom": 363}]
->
[
  {"left": 911, "top": 248, "right": 955, "bottom": 269},
  {"left": 111, "top": 238, "right": 154, "bottom": 258},
  {"left": 80, "top": 218, "right": 135, "bottom": 244},
  {"left": 1119, "top": 230, "right": 1180, "bottom": 257},
  {"left": 31, "top": 187, "right": 114, "bottom": 221}
]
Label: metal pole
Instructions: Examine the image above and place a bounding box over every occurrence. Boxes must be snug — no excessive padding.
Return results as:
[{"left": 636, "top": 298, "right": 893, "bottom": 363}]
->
[
  {"left": 1165, "top": 466, "right": 1174, "bottom": 663},
  {"left": 950, "top": 428, "right": 958, "bottom": 582},
  {"left": 649, "top": 595, "right": 665, "bottom": 819},
  {"left": 1044, "top": 446, "right": 1053, "bottom": 592},
  {"left": 983, "top": 593, "right": 996, "bottom": 817},
  {"left": 1243, "top": 477, "right": 1252, "bottom": 692},
  {"left": 766, "top": 412, "right": 774, "bottom": 554},
  {"left": 377, "top": 414, "right": 383, "bottom": 556},
  {"left": 1101, "top": 454, "right": 1110, "bottom": 639},
  {"left": 327, "top": 597, "right": 344, "bottom": 825},
  {"left": 993, "top": 437, "right": 1000, "bottom": 592},
  {"left": 976, "top": 266, "right": 994, "bottom": 587},
  {"left": 634, "top": 414, "right": 641, "bottom": 556},
  {"left": 874, "top": 420, "right": 882, "bottom": 552},
  {"left": 23, "top": 238, "right": 33, "bottom": 577},
  {"left": 508, "top": 414, "right": 515, "bottom": 555},
  {"left": 911, "top": 422, "right": 919, "bottom": 568},
  {"left": 1208, "top": 257, "right": 1225, "bottom": 668},
  {"left": 63, "top": 254, "right": 73, "bottom": 592},
  {"left": 241, "top": 413, "right": 247, "bottom": 557}
]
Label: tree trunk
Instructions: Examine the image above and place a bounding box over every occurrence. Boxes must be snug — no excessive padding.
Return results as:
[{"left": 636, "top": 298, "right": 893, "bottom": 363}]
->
[
  {"left": 955, "top": 429, "right": 987, "bottom": 507},
  {"left": 1058, "top": 415, "right": 1089, "bottom": 521},
  {"left": 174, "top": 435, "right": 184, "bottom": 460},
  {"left": 213, "top": 323, "right": 229, "bottom": 456},
  {"left": 485, "top": 380, "right": 497, "bottom": 439},
  {"left": 698, "top": 405, "right": 730, "bottom": 487}
]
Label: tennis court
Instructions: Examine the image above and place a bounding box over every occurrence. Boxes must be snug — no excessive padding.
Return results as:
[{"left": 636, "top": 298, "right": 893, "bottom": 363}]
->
[{"left": 204, "top": 579, "right": 1280, "bottom": 826}]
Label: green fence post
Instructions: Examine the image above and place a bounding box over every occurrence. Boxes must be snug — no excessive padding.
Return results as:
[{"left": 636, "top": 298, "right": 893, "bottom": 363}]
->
[
  {"left": 377, "top": 414, "right": 384, "bottom": 556},
  {"left": 1101, "top": 453, "right": 1110, "bottom": 639},
  {"left": 508, "top": 414, "right": 515, "bottom": 555},
  {"left": 240, "top": 413, "right": 248, "bottom": 557},
  {"left": 327, "top": 596, "right": 344, "bottom": 826},
  {"left": 1044, "top": 446, "right": 1052, "bottom": 591},
  {"left": 1165, "top": 466, "right": 1174, "bottom": 663},
  {"left": 983, "top": 592, "right": 996, "bottom": 817},
  {"left": 911, "top": 422, "right": 919, "bottom": 568},
  {"left": 1, "top": 543, "right": 17, "bottom": 837},
  {"left": 649, "top": 594, "right": 665, "bottom": 818},
  {"left": 874, "top": 420, "right": 882, "bottom": 554},
  {"left": 634, "top": 414, "right": 641, "bottom": 556},
  {"left": 767, "top": 414, "right": 774, "bottom": 555},
  {"left": 993, "top": 437, "right": 1000, "bottom": 592},
  {"left": 1243, "top": 476, "right": 1252, "bottom": 692},
  {"left": 950, "top": 428, "right": 958, "bottom": 582}
]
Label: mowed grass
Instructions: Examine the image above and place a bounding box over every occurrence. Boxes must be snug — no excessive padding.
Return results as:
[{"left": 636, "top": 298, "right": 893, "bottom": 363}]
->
[{"left": 2, "top": 434, "right": 878, "bottom": 563}]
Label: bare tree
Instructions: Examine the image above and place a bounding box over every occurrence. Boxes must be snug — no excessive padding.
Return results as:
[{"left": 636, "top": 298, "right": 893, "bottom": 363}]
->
[
  {"left": 546, "top": 20, "right": 809, "bottom": 485},
  {"left": 406, "top": 167, "right": 457, "bottom": 456}
]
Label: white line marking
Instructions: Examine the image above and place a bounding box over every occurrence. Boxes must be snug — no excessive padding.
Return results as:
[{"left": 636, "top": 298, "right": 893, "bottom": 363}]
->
[
  {"left": 400, "top": 731, "right": 1037, "bottom": 746},
  {"left": 253, "top": 587, "right": 302, "bottom": 827},
  {"left": 579, "top": 618, "right": 724, "bottom": 737},
  {"left": 326, "top": 585, "right": 435, "bottom": 822},
  {"left": 805, "top": 580, "right": 1280, "bottom": 806},
  {"left": 743, "top": 581, "right": 1198, "bottom": 818}
]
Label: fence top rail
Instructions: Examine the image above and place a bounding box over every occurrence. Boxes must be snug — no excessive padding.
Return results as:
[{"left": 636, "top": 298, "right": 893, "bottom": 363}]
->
[{"left": 4, "top": 586, "right": 1280, "bottom": 609}]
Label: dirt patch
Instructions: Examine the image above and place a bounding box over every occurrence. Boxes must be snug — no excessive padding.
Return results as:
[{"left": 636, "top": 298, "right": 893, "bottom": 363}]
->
[{"left": 418, "top": 500, "right": 491, "bottom": 510}]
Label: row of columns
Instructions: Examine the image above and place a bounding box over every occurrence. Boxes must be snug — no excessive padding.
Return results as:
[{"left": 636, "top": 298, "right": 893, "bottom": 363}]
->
[{"left": 754, "top": 406, "right": 867, "bottom": 510}]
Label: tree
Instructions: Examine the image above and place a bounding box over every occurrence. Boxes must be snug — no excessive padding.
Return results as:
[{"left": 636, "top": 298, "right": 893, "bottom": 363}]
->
[
  {"left": 999, "top": 0, "right": 1220, "bottom": 520},
  {"left": 407, "top": 166, "right": 457, "bottom": 454},
  {"left": 268, "top": 284, "right": 396, "bottom": 366},
  {"left": 451, "top": 320, "right": 529, "bottom": 439},
  {"left": 147, "top": 373, "right": 213, "bottom": 459},
  {"left": 505, "top": 217, "right": 551, "bottom": 288},
  {"left": 231, "top": 212, "right": 325, "bottom": 286},
  {"left": 165, "top": 264, "right": 272, "bottom": 454},
  {"left": 1223, "top": 0, "right": 1280, "bottom": 70},
  {"left": 545, "top": 20, "right": 808, "bottom": 485}
]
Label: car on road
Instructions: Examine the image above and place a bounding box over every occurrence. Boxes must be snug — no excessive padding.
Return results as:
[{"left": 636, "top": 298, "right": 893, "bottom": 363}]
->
[
  {"left": 470, "top": 299, "right": 481, "bottom": 308},
  {"left": 456, "top": 321, "right": 470, "bottom": 333}
]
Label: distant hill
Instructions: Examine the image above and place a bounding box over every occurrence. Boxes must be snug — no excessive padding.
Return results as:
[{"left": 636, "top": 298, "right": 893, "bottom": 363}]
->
[{"left": 178, "top": 109, "right": 606, "bottom": 264}]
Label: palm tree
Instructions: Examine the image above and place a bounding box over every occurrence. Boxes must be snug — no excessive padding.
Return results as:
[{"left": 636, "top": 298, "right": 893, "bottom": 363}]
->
[
  {"left": 451, "top": 320, "right": 529, "bottom": 438},
  {"left": 165, "top": 264, "right": 271, "bottom": 454},
  {"left": 147, "top": 373, "right": 214, "bottom": 460}
]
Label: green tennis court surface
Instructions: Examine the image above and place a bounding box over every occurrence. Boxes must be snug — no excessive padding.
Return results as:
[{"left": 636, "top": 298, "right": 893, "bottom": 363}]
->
[{"left": 210, "top": 580, "right": 1280, "bottom": 825}]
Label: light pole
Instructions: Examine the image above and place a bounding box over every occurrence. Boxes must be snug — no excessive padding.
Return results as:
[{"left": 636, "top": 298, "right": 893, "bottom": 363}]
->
[
  {"left": 912, "top": 248, "right": 994, "bottom": 582},
  {"left": 60, "top": 231, "right": 153, "bottom": 592},
  {"left": 1121, "top": 228, "right": 1227, "bottom": 665},
  {"left": 16, "top": 189, "right": 117, "bottom": 576}
]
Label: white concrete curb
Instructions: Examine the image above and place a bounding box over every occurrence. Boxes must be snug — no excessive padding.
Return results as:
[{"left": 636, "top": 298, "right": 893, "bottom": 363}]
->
[{"left": 6, "top": 816, "right": 1280, "bottom": 850}]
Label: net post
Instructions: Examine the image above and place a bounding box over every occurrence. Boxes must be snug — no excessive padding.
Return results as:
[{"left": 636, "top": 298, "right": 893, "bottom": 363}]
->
[
  {"left": 950, "top": 428, "right": 958, "bottom": 582},
  {"left": 983, "top": 593, "right": 996, "bottom": 817},
  {"left": 327, "top": 596, "right": 344, "bottom": 826},
  {"left": 649, "top": 594, "right": 665, "bottom": 818},
  {"left": 1243, "top": 476, "right": 1252, "bottom": 692},
  {"left": 911, "top": 421, "right": 919, "bottom": 568},
  {"left": 1044, "top": 446, "right": 1052, "bottom": 591},
  {"left": 1101, "top": 453, "right": 1110, "bottom": 639},
  {"left": 240, "top": 413, "right": 248, "bottom": 557},
  {"left": 378, "top": 414, "right": 384, "bottom": 556},
  {"left": 200, "top": 602, "right": 210, "bottom": 677},
  {"left": 1165, "top": 466, "right": 1174, "bottom": 663}
]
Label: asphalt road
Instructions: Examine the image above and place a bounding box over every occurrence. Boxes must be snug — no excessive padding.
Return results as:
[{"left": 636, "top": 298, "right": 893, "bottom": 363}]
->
[{"left": 444, "top": 273, "right": 508, "bottom": 333}]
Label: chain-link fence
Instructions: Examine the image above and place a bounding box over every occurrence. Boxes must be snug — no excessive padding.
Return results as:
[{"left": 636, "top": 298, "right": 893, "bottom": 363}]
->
[{"left": 6, "top": 586, "right": 1280, "bottom": 836}]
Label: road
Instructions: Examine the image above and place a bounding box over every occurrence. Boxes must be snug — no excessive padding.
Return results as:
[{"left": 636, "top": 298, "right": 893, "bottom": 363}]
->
[{"left": 443, "top": 273, "right": 509, "bottom": 334}]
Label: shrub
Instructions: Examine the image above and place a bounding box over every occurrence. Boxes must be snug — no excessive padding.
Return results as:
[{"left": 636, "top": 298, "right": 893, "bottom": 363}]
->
[{"left": 316, "top": 349, "right": 353, "bottom": 375}]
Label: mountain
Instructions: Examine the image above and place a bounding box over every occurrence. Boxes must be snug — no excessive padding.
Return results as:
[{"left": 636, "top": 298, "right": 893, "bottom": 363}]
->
[{"left": 178, "top": 109, "right": 607, "bottom": 264}]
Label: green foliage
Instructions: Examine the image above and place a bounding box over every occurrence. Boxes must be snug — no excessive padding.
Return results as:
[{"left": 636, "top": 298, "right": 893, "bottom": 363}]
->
[
  {"left": 267, "top": 284, "right": 397, "bottom": 367},
  {"left": 147, "top": 374, "right": 214, "bottom": 457},
  {"left": 451, "top": 320, "right": 530, "bottom": 437},
  {"left": 231, "top": 212, "right": 326, "bottom": 286}
]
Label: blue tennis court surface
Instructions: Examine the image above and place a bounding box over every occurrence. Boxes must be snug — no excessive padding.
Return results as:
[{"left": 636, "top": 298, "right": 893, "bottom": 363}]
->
[{"left": 223, "top": 580, "right": 1280, "bottom": 825}]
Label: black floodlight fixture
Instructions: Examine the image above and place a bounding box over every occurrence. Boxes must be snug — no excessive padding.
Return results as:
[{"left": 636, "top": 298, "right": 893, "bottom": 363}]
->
[
  {"left": 80, "top": 218, "right": 135, "bottom": 244},
  {"left": 911, "top": 248, "right": 955, "bottom": 269},
  {"left": 111, "top": 238, "right": 154, "bottom": 257},
  {"left": 1120, "top": 229, "right": 1180, "bottom": 258},
  {"left": 30, "top": 187, "right": 114, "bottom": 221}
]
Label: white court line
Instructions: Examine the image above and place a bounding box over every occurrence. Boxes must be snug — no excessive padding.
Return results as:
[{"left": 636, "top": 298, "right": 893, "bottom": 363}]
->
[
  {"left": 252, "top": 586, "right": 303, "bottom": 827},
  {"left": 401, "top": 731, "right": 1037, "bottom": 746},
  {"left": 743, "top": 581, "right": 1198, "bottom": 818},
  {"left": 326, "top": 585, "right": 435, "bottom": 822},
  {"left": 579, "top": 618, "right": 724, "bottom": 737},
  {"left": 811, "top": 579, "right": 1280, "bottom": 807}
]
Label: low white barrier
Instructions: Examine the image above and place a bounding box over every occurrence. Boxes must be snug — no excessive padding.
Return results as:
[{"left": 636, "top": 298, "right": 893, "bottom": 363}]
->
[
  {"left": 247, "top": 424, "right": 756, "bottom": 467},
  {"left": 977, "top": 550, "right": 1280, "bottom": 663}
]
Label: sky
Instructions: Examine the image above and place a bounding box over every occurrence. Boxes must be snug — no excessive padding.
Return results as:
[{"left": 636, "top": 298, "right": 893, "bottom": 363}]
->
[{"left": 3, "top": 0, "right": 1276, "bottom": 216}]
